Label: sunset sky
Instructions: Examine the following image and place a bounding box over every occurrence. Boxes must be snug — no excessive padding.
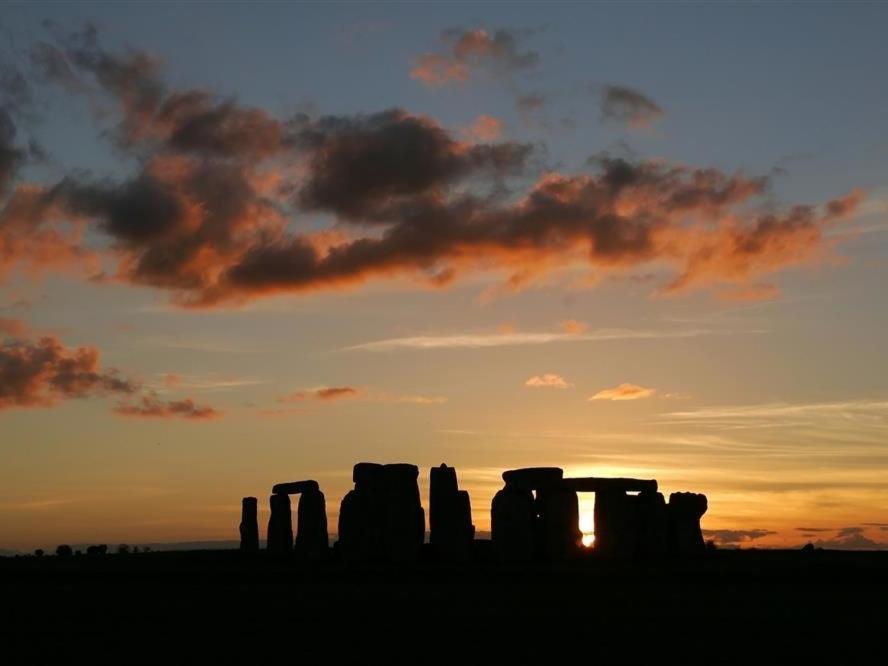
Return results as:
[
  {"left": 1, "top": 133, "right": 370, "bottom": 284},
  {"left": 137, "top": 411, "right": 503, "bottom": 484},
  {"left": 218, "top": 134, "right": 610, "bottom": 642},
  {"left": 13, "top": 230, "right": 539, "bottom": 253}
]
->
[{"left": 1, "top": 2, "right": 887, "bottom": 553}]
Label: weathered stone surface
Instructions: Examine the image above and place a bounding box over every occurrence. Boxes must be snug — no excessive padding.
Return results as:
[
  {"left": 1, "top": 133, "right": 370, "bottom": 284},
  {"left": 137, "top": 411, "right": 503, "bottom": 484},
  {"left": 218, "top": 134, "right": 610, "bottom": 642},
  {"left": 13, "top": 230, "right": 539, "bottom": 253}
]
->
[
  {"left": 295, "top": 488, "right": 328, "bottom": 559},
  {"left": 502, "top": 467, "right": 563, "bottom": 491},
  {"left": 430, "top": 464, "right": 475, "bottom": 561},
  {"left": 537, "top": 486, "right": 582, "bottom": 560},
  {"left": 266, "top": 493, "right": 293, "bottom": 555},
  {"left": 667, "top": 492, "right": 708, "bottom": 556},
  {"left": 563, "top": 477, "right": 658, "bottom": 494},
  {"left": 338, "top": 462, "right": 424, "bottom": 563},
  {"left": 271, "top": 480, "right": 320, "bottom": 495},
  {"left": 491, "top": 485, "right": 536, "bottom": 562},
  {"left": 239, "top": 496, "right": 259, "bottom": 552}
]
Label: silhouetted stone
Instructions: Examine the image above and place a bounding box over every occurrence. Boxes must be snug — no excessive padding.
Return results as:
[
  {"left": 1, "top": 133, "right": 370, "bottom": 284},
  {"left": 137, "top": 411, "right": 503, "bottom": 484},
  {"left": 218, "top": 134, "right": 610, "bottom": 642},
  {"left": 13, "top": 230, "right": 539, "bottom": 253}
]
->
[
  {"left": 636, "top": 490, "right": 668, "bottom": 558},
  {"left": 338, "top": 462, "right": 425, "bottom": 563},
  {"left": 563, "top": 477, "right": 658, "bottom": 494},
  {"left": 353, "top": 462, "right": 385, "bottom": 487},
  {"left": 267, "top": 493, "right": 293, "bottom": 555},
  {"left": 337, "top": 488, "right": 372, "bottom": 562},
  {"left": 457, "top": 491, "right": 474, "bottom": 539},
  {"left": 537, "top": 486, "right": 582, "bottom": 560},
  {"left": 594, "top": 489, "right": 638, "bottom": 557},
  {"left": 502, "top": 467, "right": 563, "bottom": 491},
  {"left": 667, "top": 492, "right": 708, "bottom": 556},
  {"left": 430, "top": 464, "right": 475, "bottom": 561},
  {"left": 491, "top": 485, "right": 536, "bottom": 562},
  {"left": 295, "top": 487, "right": 328, "bottom": 559},
  {"left": 272, "top": 480, "right": 320, "bottom": 495},
  {"left": 239, "top": 496, "right": 259, "bottom": 552}
]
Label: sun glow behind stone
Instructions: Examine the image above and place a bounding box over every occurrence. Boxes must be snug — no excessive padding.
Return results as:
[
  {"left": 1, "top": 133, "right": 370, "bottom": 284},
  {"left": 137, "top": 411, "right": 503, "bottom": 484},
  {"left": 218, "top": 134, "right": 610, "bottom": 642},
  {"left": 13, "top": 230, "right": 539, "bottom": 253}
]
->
[{"left": 579, "top": 499, "right": 595, "bottom": 548}]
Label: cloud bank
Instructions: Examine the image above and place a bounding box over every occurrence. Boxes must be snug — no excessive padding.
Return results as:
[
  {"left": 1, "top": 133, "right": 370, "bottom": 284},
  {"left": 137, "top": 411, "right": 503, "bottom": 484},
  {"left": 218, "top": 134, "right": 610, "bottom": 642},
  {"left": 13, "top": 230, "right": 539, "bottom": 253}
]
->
[{"left": 0, "top": 24, "right": 866, "bottom": 309}]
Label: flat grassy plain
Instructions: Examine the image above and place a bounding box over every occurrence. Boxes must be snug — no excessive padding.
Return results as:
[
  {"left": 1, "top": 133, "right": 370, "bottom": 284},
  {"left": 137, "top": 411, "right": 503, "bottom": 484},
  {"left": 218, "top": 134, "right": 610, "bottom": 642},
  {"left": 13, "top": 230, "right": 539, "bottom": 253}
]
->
[{"left": 2, "top": 548, "right": 885, "bottom": 664}]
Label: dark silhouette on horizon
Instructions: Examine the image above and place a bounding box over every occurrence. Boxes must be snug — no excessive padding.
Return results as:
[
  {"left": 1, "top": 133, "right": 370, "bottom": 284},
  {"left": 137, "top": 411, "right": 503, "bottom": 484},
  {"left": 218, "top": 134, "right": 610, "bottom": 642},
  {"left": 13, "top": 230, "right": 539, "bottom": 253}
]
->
[{"left": 243, "top": 462, "right": 708, "bottom": 564}]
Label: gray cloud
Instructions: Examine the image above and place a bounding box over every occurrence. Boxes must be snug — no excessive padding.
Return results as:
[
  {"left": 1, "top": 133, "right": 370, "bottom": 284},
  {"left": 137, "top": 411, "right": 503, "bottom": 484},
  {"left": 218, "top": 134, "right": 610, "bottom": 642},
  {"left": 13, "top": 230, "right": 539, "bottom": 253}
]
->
[{"left": 600, "top": 84, "right": 664, "bottom": 129}]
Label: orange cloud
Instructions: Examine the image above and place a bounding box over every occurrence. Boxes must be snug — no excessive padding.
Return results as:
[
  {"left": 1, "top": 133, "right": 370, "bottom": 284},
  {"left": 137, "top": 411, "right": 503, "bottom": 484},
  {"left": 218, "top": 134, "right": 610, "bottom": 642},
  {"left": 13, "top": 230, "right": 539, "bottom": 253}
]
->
[
  {"left": 463, "top": 114, "right": 503, "bottom": 141},
  {"left": 114, "top": 393, "right": 220, "bottom": 419},
  {"left": 410, "top": 54, "right": 468, "bottom": 86},
  {"left": 0, "top": 335, "right": 137, "bottom": 410},
  {"left": 410, "top": 28, "right": 538, "bottom": 87},
  {"left": 589, "top": 383, "right": 656, "bottom": 401},
  {"left": 525, "top": 373, "right": 571, "bottom": 389},
  {"left": 560, "top": 319, "right": 587, "bottom": 335},
  {"left": 0, "top": 331, "right": 222, "bottom": 418},
  {"left": 3, "top": 28, "right": 865, "bottom": 309},
  {"left": 279, "top": 386, "right": 360, "bottom": 402}
]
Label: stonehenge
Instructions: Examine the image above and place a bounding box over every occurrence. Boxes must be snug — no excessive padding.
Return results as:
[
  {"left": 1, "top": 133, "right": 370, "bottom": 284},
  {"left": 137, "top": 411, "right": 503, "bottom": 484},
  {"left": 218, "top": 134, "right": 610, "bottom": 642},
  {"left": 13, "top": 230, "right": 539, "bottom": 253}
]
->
[
  {"left": 266, "top": 480, "right": 328, "bottom": 557},
  {"left": 429, "top": 464, "right": 475, "bottom": 561},
  {"left": 667, "top": 492, "right": 708, "bottom": 556},
  {"left": 242, "top": 462, "right": 708, "bottom": 564},
  {"left": 491, "top": 468, "right": 707, "bottom": 562},
  {"left": 239, "top": 497, "right": 259, "bottom": 552},
  {"left": 338, "top": 462, "right": 425, "bottom": 563},
  {"left": 266, "top": 493, "right": 293, "bottom": 555}
]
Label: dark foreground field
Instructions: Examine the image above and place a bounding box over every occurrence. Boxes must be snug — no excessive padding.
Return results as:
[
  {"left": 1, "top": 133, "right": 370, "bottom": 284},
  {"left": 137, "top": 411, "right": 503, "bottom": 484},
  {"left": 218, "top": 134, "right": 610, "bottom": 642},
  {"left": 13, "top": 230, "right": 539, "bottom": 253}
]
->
[{"left": 2, "top": 548, "right": 886, "bottom": 664}]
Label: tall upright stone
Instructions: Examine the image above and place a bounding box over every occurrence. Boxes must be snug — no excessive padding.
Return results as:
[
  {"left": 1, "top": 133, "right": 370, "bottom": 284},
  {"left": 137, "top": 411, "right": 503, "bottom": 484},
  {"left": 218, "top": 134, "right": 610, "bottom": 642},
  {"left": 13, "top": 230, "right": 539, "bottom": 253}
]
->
[
  {"left": 667, "top": 492, "right": 707, "bottom": 556},
  {"left": 536, "top": 485, "right": 581, "bottom": 560},
  {"left": 267, "top": 493, "right": 293, "bottom": 556},
  {"left": 636, "top": 490, "right": 668, "bottom": 558},
  {"left": 295, "top": 487, "right": 328, "bottom": 559},
  {"left": 337, "top": 462, "right": 425, "bottom": 563},
  {"left": 239, "top": 496, "right": 259, "bottom": 552},
  {"left": 593, "top": 489, "right": 636, "bottom": 557},
  {"left": 430, "top": 464, "right": 475, "bottom": 561},
  {"left": 491, "top": 484, "right": 536, "bottom": 562}
]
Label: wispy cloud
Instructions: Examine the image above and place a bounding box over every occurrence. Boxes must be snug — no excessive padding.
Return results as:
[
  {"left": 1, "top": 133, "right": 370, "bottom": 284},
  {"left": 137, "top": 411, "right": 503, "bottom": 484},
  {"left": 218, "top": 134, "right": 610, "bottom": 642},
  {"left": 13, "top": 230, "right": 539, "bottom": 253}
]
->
[
  {"left": 148, "top": 373, "right": 267, "bottom": 393},
  {"left": 590, "top": 383, "right": 656, "bottom": 401},
  {"left": 525, "top": 373, "right": 571, "bottom": 389},
  {"left": 279, "top": 386, "right": 359, "bottom": 402},
  {"left": 0, "top": 498, "right": 77, "bottom": 510},
  {"left": 386, "top": 394, "right": 448, "bottom": 405},
  {"left": 344, "top": 327, "right": 715, "bottom": 352},
  {"left": 660, "top": 399, "right": 888, "bottom": 428},
  {"left": 702, "top": 528, "right": 776, "bottom": 547}
]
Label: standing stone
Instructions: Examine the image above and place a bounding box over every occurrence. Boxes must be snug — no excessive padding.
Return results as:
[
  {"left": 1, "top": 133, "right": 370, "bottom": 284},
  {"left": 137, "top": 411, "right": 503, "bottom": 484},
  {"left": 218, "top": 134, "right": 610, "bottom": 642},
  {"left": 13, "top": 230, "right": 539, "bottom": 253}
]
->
[
  {"left": 491, "top": 485, "right": 536, "bottom": 562},
  {"left": 667, "top": 492, "right": 708, "bottom": 556},
  {"left": 537, "top": 486, "right": 582, "bottom": 561},
  {"left": 295, "top": 488, "right": 328, "bottom": 559},
  {"left": 430, "top": 464, "right": 475, "bottom": 561},
  {"left": 267, "top": 493, "right": 293, "bottom": 556},
  {"left": 594, "top": 489, "right": 637, "bottom": 557},
  {"left": 338, "top": 462, "right": 425, "bottom": 563},
  {"left": 239, "top": 496, "right": 259, "bottom": 552},
  {"left": 337, "top": 489, "right": 368, "bottom": 562},
  {"left": 382, "top": 464, "right": 424, "bottom": 562},
  {"left": 636, "top": 490, "right": 668, "bottom": 558}
]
